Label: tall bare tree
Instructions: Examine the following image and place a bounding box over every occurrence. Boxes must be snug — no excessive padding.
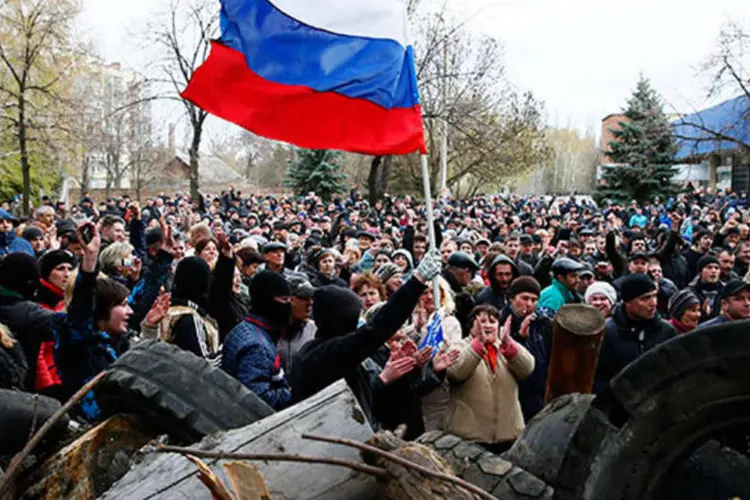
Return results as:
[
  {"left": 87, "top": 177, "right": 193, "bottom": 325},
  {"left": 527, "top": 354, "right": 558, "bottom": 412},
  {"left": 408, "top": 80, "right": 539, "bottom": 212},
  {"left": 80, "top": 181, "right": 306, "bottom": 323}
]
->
[
  {"left": 366, "top": 1, "right": 549, "bottom": 201},
  {"left": 674, "top": 21, "right": 750, "bottom": 154},
  {"left": 143, "top": 0, "right": 218, "bottom": 199},
  {"left": 0, "top": 0, "right": 81, "bottom": 214}
]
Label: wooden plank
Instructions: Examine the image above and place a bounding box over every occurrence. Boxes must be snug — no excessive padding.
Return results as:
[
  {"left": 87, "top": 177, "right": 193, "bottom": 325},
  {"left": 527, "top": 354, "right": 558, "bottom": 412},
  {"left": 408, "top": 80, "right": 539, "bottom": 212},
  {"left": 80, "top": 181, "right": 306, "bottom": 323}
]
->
[{"left": 100, "top": 381, "right": 378, "bottom": 500}]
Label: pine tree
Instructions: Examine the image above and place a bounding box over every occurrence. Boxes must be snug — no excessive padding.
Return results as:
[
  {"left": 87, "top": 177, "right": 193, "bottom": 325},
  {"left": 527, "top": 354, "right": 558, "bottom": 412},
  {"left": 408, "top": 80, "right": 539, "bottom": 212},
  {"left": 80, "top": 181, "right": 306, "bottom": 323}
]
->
[
  {"left": 596, "top": 76, "right": 679, "bottom": 205},
  {"left": 284, "top": 148, "right": 348, "bottom": 200}
]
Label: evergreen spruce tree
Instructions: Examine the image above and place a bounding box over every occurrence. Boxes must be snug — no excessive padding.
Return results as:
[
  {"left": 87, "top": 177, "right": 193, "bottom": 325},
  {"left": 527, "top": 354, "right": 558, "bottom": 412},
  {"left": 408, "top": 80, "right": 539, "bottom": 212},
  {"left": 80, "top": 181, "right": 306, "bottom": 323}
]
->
[
  {"left": 284, "top": 148, "right": 348, "bottom": 200},
  {"left": 596, "top": 76, "right": 679, "bottom": 205}
]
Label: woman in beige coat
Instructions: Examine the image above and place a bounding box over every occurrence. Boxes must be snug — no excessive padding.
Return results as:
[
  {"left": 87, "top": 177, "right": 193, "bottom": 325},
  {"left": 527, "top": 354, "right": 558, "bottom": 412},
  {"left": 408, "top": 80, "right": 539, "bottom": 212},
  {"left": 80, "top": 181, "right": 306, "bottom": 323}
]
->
[{"left": 446, "top": 304, "right": 534, "bottom": 453}]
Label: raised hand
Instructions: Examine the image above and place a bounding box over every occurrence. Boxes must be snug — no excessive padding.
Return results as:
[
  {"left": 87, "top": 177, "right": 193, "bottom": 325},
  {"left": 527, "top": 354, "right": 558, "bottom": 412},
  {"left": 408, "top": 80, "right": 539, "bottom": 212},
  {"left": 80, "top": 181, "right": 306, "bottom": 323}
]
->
[
  {"left": 415, "top": 250, "right": 441, "bottom": 283},
  {"left": 470, "top": 336, "right": 487, "bottom": 357},
  {"left": 78, "top": 221, "right": 100, "bottom": 273},
  {"left": 145, "top": 292, "right": 171, "bottom": 326},
  {"left": 413, "top": 346, "right": 434, "bottom": 367},
  {"left": 160, "top": 215, "right": 176, "bottom": 254},
  {"left": 519, "top": 313, "right": 536, "bottom": 339},
  {"left": 500, "top": 315, "right": 512, "bottom": 346},
  {"left": 379, "top": 352, "right": 417, "bottom": 385},
  {"left": 432, "top": 348, "right": 460, "bottom": 372}
]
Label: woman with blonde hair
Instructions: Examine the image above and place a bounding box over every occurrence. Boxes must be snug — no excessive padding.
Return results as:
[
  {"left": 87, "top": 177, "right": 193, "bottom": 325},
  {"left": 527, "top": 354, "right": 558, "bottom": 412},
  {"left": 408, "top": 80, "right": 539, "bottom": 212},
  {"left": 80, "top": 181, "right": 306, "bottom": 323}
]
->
[
  {"left": 98, "top": 242, "right": 141, "bottom": 288},
  {"left": 412, "top": 276, "right": 463, "bottom": 431}
]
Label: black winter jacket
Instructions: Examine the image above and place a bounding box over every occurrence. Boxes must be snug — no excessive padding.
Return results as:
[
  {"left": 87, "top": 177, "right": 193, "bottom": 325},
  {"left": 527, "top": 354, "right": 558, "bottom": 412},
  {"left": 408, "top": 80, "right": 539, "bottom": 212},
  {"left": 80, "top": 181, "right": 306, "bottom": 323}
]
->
[
  {"left": 0, "top": 292, "right": 56, "bottom": 390},
  {"left": 362, "top": 345, "right": 443, "bottom": 440},
  {"left": 501, "top": 305, "right": 552, "bottom": 423},
  {"left": 209, "top": 253, "right": 250, "bottom": 341},
  {"left": 290, "top": 277, "right": 426, "bottom": 413},
  {"left": 594, "top": 305, "right": 676, "bottom": 394}
]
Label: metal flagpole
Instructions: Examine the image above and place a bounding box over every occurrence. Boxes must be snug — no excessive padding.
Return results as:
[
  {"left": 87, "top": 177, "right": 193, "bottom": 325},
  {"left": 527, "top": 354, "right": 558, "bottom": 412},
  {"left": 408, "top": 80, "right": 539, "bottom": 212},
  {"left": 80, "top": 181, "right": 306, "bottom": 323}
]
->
[
  {"left": 439, "top": 36, "right": 448, "bottom": 198},
  {"left": 420, "top": 155, "right": 442, "bottom": 305}
]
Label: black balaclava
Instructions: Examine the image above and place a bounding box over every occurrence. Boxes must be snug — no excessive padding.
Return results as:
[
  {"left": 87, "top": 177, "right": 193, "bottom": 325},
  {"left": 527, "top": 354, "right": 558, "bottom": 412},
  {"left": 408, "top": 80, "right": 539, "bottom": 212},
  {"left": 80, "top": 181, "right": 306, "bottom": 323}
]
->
[
  {"left": 312, "top": 286, "right": 362, "bottom": 339},
  {"left": 0, "top": 253, "right": 41, "bottom": 300},
  {"left": 250, "top": 270, "right": 292, "bottom": 330},
  {"left": 172, "top": 257, "right": 211, "bottom": 312}
]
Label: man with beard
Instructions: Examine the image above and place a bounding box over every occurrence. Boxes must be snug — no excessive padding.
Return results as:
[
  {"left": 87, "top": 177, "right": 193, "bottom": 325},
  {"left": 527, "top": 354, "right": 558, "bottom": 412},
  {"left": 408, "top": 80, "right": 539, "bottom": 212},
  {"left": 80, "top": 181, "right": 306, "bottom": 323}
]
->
[
  {"left": 718, "top": 248, "right": 740, "bottom": 283},
  {"left": 476, "top": 255, "right": 519, "bottom": 312},
  {"left": 222, "top": 270, "right": 294, "bottom": 410}
]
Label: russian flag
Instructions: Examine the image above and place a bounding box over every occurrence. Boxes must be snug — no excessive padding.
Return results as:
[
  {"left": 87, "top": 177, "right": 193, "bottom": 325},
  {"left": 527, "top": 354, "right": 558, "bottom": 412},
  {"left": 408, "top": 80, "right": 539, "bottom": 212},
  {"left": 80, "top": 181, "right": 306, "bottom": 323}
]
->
[{"left": 181, "top": 0, "right": 426, "bottom": 156}]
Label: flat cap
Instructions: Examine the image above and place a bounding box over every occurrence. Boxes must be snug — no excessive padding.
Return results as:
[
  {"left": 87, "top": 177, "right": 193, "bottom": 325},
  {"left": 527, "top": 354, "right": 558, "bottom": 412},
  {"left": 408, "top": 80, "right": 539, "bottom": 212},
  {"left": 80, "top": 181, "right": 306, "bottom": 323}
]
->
[
  {"left": 551, "top": 257, "right": 586, "bottom": 275},
  {"left": 262, "top": 241, "right": 287, "bottom": 253},
  {"left": 447, "top": 251, "right": 479, "bottom": 271}
]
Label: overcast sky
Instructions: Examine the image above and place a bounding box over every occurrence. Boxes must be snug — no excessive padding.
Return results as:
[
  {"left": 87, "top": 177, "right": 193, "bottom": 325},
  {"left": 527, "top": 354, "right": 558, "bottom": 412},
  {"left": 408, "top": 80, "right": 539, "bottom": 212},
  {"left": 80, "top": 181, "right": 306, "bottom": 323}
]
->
[{"left": 78, "top": 0, "right": 748, "bottom": 145}]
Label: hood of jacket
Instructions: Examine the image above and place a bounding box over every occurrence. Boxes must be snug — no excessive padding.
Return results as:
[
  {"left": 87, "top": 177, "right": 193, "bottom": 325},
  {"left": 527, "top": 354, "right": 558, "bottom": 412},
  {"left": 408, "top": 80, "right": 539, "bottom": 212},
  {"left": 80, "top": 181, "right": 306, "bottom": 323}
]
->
[
  {"left": 393, "top": 249, "right": 414, "bottom": 272},
  {"left": 313, "top": 285, "right": 362, "bottom": 339},
  {"left": 488, "top": 254, "right": 520, "bottom": 294}
]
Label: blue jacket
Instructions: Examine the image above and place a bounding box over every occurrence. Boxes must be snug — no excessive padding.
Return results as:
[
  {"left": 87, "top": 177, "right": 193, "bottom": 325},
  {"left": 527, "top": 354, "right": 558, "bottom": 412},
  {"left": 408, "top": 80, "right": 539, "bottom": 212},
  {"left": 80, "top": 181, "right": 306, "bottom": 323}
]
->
[
  {"left": 629, "top": 213, "right": 648, "bottom": 229},
  {"left": 537, "top": 279, "right": 578, "bottom": 317},
  {"left": 0, "top": 230, "right": 34, "bottom": 258},
  {"left": 222, "top": 314, "right": 292, "bottom": 410}
]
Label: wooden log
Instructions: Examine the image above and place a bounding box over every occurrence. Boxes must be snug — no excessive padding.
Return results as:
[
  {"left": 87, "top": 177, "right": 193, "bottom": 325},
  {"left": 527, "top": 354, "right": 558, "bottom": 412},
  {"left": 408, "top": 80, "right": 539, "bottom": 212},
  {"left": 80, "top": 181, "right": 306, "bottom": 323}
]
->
[
  {"left": 544, "top": 304, "right": 605, "bottom": 403},
  {"left": 100, "top": 380, "right": 378, "bottom": 500},
  {"left": 19, "top": 415, "right": 157, "bottom": 500}
]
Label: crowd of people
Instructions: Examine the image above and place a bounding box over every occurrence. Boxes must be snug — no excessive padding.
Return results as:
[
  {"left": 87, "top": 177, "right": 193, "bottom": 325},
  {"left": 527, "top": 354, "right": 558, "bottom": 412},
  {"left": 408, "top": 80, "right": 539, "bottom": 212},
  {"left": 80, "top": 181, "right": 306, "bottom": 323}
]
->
[{"left": 1, "top": 184, "right": 749, "bottom": 452}]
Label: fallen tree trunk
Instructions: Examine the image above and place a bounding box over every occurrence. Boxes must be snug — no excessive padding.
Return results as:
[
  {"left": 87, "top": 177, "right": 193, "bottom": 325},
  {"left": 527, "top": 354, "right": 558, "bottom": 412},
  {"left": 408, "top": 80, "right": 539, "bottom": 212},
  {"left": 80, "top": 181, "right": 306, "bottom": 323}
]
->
[{"left": 100, "top": 380, "right": 379, "bottom": 500}]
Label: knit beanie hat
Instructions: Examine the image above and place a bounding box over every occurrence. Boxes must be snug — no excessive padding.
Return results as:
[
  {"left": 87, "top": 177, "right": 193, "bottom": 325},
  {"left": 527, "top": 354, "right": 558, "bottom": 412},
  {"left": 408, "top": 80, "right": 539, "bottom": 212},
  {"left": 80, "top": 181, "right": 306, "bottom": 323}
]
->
[
  {"left": 38, "top": 250, "right": 77, "bottom": 280},
  {"left": 145, "top": 228, "right": 163, "bottom": 247},
  {"left": 0, "top": 253, "right": 40, "bottom": 299},
  {"left": 619, "top": 274, "right": 657, "bottom": 302},
  {"left": 696, "top": 254, "right": 720, "bottom": 274},
  {"left": 584, "top": 281, "right": 617, "bottom": 306},
  {"left": 668, "top": 289, "right": 700, "bottom": 320},
  {"left": 22, "top": 226, "right": 44, "bottom": 241},
  {"left": 508, "top": 276, "right": 541, "bottom": 298},
  {"left": 375, "top": 263, "right": 401, "bottom": 284}
]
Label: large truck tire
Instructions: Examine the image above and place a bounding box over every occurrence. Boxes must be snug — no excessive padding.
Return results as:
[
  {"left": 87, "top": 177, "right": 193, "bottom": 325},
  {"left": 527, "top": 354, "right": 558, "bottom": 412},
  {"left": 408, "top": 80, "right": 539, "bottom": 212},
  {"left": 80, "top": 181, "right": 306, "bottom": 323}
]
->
[
  {"left": 555, "top": 319, "right": 750, "bottom": 500},
  {"left": 502, "top": 393, "right": 594, "bottom": 485},
  {"left": 96, "top": 340, "right": 273, "bottom": 443},
  {"left": 0, "top": 389, "right": 69, "bottom": 455},
  {"left": 417, "top": 431, "right": 554, "bottom": 499}
]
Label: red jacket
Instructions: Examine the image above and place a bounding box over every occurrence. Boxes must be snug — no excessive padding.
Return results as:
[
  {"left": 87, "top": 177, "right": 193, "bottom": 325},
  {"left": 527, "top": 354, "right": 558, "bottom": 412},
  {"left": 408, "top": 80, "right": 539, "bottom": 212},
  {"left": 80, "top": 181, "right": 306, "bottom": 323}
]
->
[{"left": 36, "top": 279, "right": 64, "bottom": 391}]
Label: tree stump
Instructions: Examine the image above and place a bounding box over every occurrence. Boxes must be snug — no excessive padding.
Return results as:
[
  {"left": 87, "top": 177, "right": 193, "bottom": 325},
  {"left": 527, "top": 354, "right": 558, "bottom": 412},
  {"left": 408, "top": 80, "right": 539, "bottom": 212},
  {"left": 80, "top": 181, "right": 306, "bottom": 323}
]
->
[{"left": 545, "top": 304, "right": 605, "bottom": 403}]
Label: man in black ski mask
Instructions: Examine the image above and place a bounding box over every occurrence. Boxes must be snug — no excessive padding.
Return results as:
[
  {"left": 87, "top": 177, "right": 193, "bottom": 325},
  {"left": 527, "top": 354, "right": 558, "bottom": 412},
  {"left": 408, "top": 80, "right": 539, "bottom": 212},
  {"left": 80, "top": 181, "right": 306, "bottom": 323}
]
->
[{"left": 222, "top": 270, "right": 293, "bottom": 410}]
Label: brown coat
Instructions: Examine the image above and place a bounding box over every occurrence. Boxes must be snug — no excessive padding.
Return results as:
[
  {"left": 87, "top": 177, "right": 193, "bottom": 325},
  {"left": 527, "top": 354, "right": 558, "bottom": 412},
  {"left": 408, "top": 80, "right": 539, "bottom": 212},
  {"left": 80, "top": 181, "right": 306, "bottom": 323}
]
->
[{"left": 445, "top": 339, "right": 534, "bottom": 443}]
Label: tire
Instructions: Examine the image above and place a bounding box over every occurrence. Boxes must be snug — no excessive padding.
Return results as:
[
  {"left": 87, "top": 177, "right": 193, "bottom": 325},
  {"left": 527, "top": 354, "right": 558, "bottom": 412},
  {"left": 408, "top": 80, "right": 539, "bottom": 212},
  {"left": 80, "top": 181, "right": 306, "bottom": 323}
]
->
[
  {"left": 0, "top": 389, "right": 69, "bottom": 455},
  {"left": 555, "top": 319, "right": 750, "bottom": 500},
  {"left": 502, "top": 393, "right": 595, "bottom": 485},
  {"left": 417, "top": 431, "right": 554, "bottom": 499},
  {"left": 96, "top": 340, "right": 274, "bottom": 443}
]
